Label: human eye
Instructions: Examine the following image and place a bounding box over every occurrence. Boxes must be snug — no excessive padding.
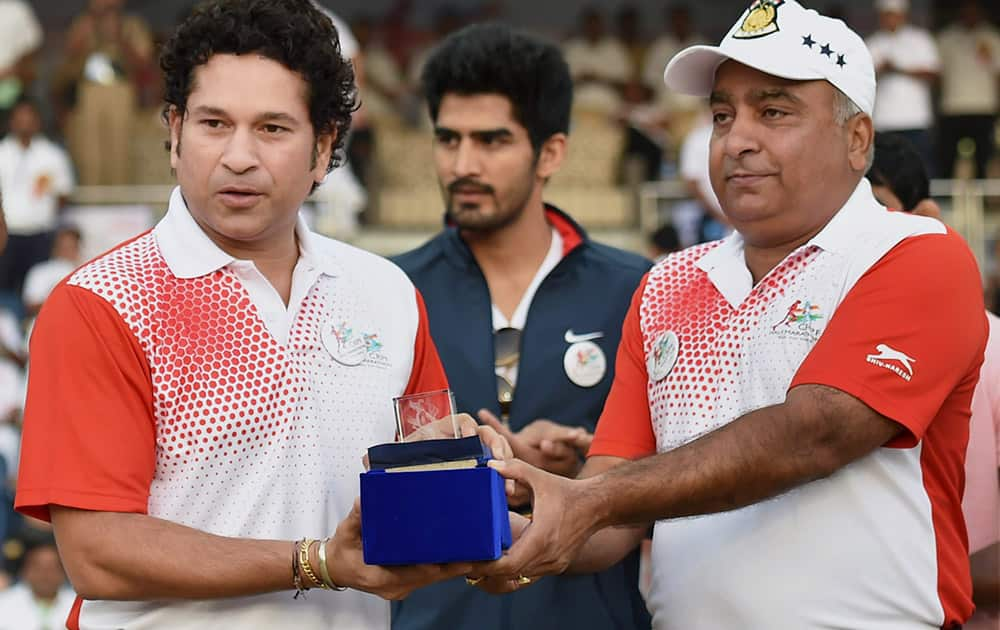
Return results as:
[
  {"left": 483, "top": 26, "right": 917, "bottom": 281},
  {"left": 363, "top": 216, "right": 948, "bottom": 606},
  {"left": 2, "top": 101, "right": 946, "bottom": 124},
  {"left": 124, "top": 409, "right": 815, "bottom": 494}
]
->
[
  {"left": 712, "top": 110, "right": 732, "bottom": 126},
  {"left": 261, "top": 123, "right": 288, "bottom": 135}
]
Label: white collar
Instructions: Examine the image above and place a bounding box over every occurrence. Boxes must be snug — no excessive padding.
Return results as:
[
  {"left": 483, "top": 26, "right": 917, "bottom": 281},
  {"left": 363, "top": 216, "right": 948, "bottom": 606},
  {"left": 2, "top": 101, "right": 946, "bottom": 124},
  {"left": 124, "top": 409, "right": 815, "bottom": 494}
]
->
[
  {"left": 154, "top": 186, "right": 341, "bottom": 279},
  {"left": 694, "top": 179, "right": 880, "bottom": 305}
]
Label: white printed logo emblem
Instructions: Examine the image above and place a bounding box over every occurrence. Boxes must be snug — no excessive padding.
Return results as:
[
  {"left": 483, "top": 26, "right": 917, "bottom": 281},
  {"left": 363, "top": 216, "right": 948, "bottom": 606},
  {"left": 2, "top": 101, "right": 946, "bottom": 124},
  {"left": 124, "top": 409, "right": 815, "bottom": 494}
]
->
[
  {"left": 866, "top": 343, "right": 915, "bottom": 381},
  {"left": 647, "top": 331, "right": 679, "bottom": 382},
  {"left": 564, "top": 340, "right": 607, "bottom": 388}
]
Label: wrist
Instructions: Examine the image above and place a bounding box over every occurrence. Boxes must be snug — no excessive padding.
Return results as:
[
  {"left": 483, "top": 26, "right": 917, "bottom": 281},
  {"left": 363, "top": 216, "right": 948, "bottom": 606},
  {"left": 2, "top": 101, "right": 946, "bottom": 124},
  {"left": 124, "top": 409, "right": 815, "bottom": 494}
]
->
[{"left": 579, "top": 475, "right": 614, "bottom": 532}]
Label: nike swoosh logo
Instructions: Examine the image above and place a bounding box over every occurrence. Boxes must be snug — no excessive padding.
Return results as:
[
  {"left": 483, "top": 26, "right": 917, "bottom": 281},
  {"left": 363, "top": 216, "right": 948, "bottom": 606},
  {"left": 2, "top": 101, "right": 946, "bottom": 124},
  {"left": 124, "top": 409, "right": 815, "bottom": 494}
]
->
[{"left": 565, "top": 329, "right": 604, "bottom": 344}]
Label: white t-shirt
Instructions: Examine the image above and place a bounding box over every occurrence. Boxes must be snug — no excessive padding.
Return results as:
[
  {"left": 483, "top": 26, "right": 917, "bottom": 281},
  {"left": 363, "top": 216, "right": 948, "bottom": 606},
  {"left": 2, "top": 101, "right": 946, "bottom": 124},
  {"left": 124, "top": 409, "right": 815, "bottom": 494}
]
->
[
  {"left": 866, "top": 25, "right": 941, "bottom": 130},
  {"left": 492, "top": 227, "right": 563, "bottom": 388},
  {"left": 0, "top": 136, "right": 75, "bottom": 235},
  {"left": 0, "top": 584, "right": 76, "bottom": 630},
  {"left": 562, "top": 37, "right": 631, "bottom": 113},
  {"left": 22, "top": 259, "right": 77, "bottom": 308},
  {"left": 937, "top": 23, "right": 1000, "bottom": 116},
  {"left": 679, "top": 121, "right": 722, "bottom": 216},
  {"left": 16, "top": 187, "right": 445, "bottom": 629},
  {"left": 0, "top": 1, "right": 41, "bottom": 70}
]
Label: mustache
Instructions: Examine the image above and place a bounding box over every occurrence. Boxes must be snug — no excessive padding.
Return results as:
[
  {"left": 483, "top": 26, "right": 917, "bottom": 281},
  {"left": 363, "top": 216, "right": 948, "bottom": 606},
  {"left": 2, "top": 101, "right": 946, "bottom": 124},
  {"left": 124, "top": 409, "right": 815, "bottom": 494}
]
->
[{"left": 447, "top": 178, "right": 494, "bottom": 195}]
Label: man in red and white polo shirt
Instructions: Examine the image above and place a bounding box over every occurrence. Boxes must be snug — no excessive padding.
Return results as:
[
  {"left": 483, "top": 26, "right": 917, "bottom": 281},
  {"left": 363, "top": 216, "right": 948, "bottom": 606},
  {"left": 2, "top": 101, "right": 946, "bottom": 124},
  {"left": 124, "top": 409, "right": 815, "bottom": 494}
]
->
[
  {"left": 480, "top": 2, "right": 986, "bottom": 628},
  {"left": 13, "top": 2, "right": 505, "bottom": 629}
]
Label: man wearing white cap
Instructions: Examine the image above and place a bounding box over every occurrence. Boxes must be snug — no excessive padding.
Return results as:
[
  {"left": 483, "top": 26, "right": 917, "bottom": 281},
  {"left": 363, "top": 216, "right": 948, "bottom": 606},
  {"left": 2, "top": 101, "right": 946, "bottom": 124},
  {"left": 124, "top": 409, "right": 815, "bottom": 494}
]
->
[
  {"left": 474, "top": 2, "right": 985, "bottom": 628},
  {"left": 865, "top": 0, "right": 940, "bottom": 173}
]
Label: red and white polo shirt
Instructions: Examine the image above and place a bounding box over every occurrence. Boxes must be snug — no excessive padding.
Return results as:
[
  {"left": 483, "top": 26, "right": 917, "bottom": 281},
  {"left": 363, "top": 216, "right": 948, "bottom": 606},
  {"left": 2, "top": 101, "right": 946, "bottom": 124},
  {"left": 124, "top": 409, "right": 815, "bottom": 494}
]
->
[
  {"left": 16, "top": 188, "right": 448, "bottom": 629},
  {"left": 591, "top": 180, "right": 986, "bottom": 629}
]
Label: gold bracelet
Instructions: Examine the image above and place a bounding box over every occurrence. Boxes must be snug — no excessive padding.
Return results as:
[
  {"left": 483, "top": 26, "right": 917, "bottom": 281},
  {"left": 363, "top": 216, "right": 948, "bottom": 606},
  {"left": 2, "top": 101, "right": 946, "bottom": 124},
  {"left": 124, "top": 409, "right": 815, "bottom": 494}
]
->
[
  {"left": 318, "top": 538, "right": 347, "bottom": 591},
  {"left": 292, "top": 539, "right": 307, "bottom": 599},
  {"left": 298, "top": 539, "right": 329, "bottom": 590}
]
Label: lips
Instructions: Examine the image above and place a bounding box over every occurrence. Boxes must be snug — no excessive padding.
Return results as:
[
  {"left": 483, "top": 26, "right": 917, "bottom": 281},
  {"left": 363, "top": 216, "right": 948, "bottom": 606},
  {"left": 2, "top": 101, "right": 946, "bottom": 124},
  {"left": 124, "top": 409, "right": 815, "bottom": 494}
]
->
[{"left": 216, "top": 186, "right": 264, "bottom": 209}]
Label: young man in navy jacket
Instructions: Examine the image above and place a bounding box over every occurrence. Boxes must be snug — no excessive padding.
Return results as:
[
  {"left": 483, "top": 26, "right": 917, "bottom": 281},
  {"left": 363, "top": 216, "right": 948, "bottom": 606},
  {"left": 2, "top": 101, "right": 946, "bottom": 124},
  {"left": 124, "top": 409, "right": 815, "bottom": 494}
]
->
[{"left": 392, "top": 23, "right": 652, "bottom": 630}]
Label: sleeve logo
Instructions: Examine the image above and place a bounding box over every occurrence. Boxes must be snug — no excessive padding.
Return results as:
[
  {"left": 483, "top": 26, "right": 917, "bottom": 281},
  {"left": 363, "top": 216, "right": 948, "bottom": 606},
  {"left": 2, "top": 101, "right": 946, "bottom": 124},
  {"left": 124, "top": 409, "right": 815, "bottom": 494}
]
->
[{"left": 865, "top": 344, "right": 915, "bottom": 381}]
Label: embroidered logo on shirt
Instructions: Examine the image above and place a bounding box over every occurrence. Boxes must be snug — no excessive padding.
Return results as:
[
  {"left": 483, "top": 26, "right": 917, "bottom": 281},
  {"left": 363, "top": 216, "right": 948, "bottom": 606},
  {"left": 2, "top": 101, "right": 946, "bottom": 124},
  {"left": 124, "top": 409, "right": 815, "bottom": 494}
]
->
[
  {"left": 866, "top": 344, "right": 915, "bottom": 381},
  {"left": 322, "top": 320, "right": 390, "bottom": 369},
  {"left": 733, "top": 0, "right": 784, "bottom": 40},
  {"left": 647, "top": 331, "right": 679, "bottom": 382},
  {"left": 771, "top": 299, "right": 824, "bottom": 341}
]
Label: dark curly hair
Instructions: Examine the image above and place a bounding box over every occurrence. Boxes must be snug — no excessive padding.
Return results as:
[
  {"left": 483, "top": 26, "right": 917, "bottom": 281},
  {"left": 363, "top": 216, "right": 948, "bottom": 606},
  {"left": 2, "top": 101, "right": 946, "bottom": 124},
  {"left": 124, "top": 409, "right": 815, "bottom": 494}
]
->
[
  {"left": 159, "top": 0, "right": 357, "bottom": 181},
  {"left": 421, "top": 23, "right": 573, "bottom": 154}
]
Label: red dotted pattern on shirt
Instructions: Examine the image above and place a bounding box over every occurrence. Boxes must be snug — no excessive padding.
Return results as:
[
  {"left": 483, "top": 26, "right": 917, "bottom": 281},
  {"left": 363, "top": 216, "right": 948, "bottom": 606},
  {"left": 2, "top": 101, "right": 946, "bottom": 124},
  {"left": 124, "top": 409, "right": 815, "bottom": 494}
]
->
[
  {"left": 641, "top": 243, "right": 821, "bottom": 450},
  {"left": 69, "top": 235, "right": 302, "bottom": 473}
]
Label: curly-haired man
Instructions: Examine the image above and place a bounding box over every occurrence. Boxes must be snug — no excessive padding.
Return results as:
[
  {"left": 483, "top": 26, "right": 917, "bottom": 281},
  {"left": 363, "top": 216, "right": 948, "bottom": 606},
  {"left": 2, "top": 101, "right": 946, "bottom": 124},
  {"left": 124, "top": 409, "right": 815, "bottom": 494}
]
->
[{"left": 13, "top": 1, "right": 495, "bottom": 628}]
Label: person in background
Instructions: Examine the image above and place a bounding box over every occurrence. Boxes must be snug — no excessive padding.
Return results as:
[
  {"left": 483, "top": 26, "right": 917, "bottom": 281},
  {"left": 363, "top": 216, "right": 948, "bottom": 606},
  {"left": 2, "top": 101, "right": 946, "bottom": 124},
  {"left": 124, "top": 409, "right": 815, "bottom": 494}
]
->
[
  {"left": 0, "top": 535, "right": 75, "bottom": 630},
  {"left": 57, "top": 0, "right": 154, "bottom": 185},
  {"left": 647, "top": 223, "right": 680, "bottom": 262},
  {"left": 0, "top": 0, "right": 41, "bottom": 131},
  {"left": 22, "top": 225, "right": 82, "bottom": 318},
  {"left": 563, "top": 7, "right": 631, "bottom": 114},
  {"left": 865, "top": 0, "right": 940, "bottom": 175},
  {"left": 0, "top": 99, "right": 75, "bottom": 317},
  {"left": 867, "top": 131, "right": 999, "bottom": 630},
  {"left": 677, "top": 113, "right": 729, "bottom": 246},
  {"left": 392, "top": 23, "right": 651, "bottom": 630},
  {"left": 936, "top": 0, "right": 1000, "bottom": 180}
]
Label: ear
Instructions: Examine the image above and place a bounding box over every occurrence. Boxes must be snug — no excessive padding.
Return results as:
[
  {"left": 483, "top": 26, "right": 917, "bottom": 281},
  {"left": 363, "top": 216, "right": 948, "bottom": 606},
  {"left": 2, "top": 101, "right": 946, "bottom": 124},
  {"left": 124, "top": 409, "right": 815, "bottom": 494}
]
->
[
  {"left": 846, "top": 114, "right": 874, "bottom": 173},
  {"left": 535, "top": 133, "right": 567, "bottom": 180},
  {"left": 168, "top": 106, "right": 183, "bottom": 170},
  {"left": 312, "top": 130, "right": 336, "bottom": 183}
]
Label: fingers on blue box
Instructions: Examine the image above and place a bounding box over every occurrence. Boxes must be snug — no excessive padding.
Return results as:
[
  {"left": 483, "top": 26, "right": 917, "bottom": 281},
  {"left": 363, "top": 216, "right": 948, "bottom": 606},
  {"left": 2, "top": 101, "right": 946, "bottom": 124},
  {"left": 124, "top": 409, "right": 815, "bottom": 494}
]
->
[{"left": 360, "top": 436, "right": 513, "bottom": 565}]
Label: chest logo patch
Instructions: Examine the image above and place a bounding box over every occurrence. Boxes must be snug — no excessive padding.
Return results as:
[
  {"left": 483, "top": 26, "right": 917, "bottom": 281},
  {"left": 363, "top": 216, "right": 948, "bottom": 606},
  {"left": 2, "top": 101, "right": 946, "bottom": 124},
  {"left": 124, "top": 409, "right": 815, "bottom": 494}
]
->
[
  {"left": 647, "top": 331, "right": 679, "bottom": 382},
  {"left": 322, "top": 320, "right": 390, "bottom": 369},
  {"left": 771, "top": 299, "right": 825, "bottom": 342},
  {"left": 564, "top": 340, "right": 607, "bottom": 388}
]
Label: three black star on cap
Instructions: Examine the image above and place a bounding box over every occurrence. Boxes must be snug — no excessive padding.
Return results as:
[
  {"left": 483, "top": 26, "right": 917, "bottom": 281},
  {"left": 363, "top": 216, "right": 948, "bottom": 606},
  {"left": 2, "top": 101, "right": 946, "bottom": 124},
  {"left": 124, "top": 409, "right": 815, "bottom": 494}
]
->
[
  {"left": 820, "top": 43, "right": 833, "bottom": 57},
  {"left": 802, "top": 34, "right": 815, "bottom": 48},
  {"left": 836, "top": 54, "right": 846, "bottom": 67}
]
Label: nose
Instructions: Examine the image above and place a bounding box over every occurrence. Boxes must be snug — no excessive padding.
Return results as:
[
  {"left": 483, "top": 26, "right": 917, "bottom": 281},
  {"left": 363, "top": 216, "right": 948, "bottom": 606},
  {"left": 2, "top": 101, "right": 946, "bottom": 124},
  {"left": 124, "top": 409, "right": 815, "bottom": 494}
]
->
[
  {"left": 220, "top": 126, "right": 260, "bottom": 174},
  {"left": 720, "top": 109, "right": 760, "bottom": 160},
  {"left": 451, "top": 138, "right": 482, "bottom": 179}
]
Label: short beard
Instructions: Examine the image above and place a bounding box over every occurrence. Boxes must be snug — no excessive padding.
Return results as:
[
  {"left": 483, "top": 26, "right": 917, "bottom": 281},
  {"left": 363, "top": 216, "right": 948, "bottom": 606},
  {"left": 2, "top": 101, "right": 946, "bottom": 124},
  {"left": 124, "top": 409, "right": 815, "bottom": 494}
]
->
[{"left": 443, "top": 173, "right": 535, "bottom": 235}]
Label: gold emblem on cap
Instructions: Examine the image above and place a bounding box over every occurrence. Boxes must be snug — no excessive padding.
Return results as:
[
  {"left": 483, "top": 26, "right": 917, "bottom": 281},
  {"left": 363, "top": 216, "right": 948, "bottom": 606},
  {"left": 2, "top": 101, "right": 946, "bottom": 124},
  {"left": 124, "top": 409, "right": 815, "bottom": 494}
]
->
[{"left": 733, "top": 0, "right": 785, "bottom": 39}]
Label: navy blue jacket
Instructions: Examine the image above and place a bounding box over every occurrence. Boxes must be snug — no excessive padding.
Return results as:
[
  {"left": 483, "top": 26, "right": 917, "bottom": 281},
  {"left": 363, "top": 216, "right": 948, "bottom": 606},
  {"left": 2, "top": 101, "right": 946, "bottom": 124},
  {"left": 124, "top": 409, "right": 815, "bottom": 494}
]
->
[{"left": 391, "top": 206, "right": 652, "bottom": 630}]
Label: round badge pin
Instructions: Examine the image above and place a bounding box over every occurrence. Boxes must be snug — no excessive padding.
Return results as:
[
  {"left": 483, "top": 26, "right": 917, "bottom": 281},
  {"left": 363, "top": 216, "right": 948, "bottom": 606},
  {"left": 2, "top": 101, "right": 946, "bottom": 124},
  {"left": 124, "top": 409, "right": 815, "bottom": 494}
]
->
[
  {"left": 647, "top": 331, "right": 679, "bottom": 382},
  {"left": 563, "top": 340, "right": 607, "bottom": 388},
  {"left": 321, "top": 321, "right": 366, "bottom": 367}
]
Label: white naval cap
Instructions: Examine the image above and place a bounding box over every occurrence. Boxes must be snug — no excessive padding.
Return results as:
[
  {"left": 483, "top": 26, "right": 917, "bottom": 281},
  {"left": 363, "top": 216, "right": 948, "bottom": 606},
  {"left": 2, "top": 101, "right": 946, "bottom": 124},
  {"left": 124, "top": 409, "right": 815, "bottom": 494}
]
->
[{"left": 663, "top": 0, "right": 876, "bottom": 116}]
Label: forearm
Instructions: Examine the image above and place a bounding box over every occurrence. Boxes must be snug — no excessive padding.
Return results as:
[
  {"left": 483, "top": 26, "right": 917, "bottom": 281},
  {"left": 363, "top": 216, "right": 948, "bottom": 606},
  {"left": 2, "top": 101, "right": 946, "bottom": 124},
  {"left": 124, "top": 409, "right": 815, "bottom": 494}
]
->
[
  {"left": 52, "top": 507, "right": 294, "bottom": 601},
  {"left": 567, "top": 455, "right": 646, "bottom": 573},
  {"left": 567, "top": 526, "right": 645, "bottom": 574},
  {"left": 583, "top": 385, "right": 899, "bottom": 529}
]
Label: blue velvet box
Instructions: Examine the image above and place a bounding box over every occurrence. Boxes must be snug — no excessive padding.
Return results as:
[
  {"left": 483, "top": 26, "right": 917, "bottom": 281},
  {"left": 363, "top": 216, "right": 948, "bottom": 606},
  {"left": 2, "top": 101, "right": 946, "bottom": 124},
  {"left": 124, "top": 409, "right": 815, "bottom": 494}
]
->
[{"left": 360, "top": 438, "right": 512, "bottom": 565}]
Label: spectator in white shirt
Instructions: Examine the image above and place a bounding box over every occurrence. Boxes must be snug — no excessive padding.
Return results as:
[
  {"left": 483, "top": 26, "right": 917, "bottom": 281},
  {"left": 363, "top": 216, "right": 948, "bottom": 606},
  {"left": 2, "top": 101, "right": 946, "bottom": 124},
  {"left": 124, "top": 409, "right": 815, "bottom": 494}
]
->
[
  {"left": 865, "top": 0, "right": 940, "bottom": 174},
  {"left": 22, "top": 225, "right": 81, "bottom": 318},
  {"left": 563, "top": 8, "right": 631, "bottom": 114},
  {"left": 0, "top": 99, "right": 75, "bottom": 313},
  {"left": 937, "top": 0, "right": 1000, "bottom": 179},
  {"left": 0, "top": 537, "right": 75, "bottom": 630}
]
